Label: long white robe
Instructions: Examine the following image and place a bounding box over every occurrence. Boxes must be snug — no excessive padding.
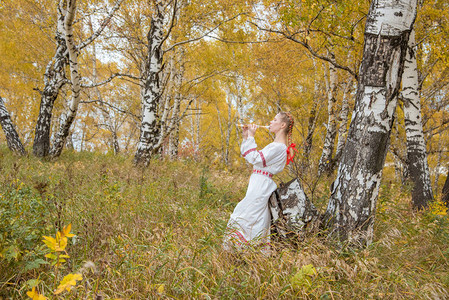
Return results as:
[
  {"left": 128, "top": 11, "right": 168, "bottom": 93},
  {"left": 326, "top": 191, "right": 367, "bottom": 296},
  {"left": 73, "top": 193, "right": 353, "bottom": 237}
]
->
[{"left": 223, "top": 137, "right": 287, "bottom": 250}]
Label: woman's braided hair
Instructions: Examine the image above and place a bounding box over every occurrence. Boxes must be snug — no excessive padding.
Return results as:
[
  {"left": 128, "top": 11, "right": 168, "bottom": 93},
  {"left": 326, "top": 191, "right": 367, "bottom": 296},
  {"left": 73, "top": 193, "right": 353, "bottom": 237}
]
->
[
  {"left": 278, "top": 111, "right": 297, "bottom": 165},
  {"left": 278, "top": 111, "right": 294, "bottom": 144}
]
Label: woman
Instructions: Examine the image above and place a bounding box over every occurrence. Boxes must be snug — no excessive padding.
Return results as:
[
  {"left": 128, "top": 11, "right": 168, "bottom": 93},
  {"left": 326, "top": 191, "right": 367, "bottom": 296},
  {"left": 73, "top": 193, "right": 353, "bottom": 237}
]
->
[{"left": 223, "top": 111, "right": 295, "bottom": 252}]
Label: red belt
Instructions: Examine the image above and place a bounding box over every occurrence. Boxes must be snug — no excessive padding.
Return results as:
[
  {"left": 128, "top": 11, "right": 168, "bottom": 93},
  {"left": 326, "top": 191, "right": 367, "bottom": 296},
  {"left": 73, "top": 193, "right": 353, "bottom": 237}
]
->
[{"left": 253, "top": 169, "right": 273, "bottom": 178}]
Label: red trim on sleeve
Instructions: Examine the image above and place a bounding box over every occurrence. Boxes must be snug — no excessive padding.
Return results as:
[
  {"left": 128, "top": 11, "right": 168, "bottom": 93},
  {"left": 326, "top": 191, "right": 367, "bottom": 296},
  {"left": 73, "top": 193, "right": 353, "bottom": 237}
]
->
[
  {"left": 258, "top": 150, "right": 267, "bottom": 167},
  {"left": 242, "top": 148, "right": 256, "bottom": 157}
]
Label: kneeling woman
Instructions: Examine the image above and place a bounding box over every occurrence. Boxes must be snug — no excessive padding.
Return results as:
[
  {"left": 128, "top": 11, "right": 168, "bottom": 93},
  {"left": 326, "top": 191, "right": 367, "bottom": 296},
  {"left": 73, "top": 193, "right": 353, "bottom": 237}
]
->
[{"left": 223, "top": 112, "right": 295, "bottom": 251}]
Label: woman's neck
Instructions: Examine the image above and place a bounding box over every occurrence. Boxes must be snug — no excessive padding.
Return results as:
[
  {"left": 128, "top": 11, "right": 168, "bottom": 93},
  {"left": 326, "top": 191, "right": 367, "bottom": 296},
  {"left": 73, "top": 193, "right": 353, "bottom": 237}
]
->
[{"left": 274, "top": 133, "right": 287, "bottom": 146}]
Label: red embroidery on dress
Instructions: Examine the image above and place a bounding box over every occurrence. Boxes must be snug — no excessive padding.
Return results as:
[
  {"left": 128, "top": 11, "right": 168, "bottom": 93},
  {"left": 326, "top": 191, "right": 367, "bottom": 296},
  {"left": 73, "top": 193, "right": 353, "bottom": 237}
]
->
[
  {"left": 242, "top": 148, "right": 256, "bottom": 157},
  {"left": 253, "top": 169, "right": 273, "bottom": 178},
  {"left": 232, "top": 230, "right": 248, "bottom": 244},
  {"left": 258, "top": 151, "right": 267, "bottom": 167}
]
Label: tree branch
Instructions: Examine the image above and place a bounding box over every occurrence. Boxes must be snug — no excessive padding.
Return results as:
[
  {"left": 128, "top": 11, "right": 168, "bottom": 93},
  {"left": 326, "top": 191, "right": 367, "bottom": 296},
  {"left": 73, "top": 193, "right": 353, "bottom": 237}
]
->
[
  {"left": 164, "top": 13, "right": 246, "bottom": 53},
  {"left": 160, "top": 0, "right": 178, "bottom": 46},
  {"left": 249, "top": 21, "right": 358, "bottom": 80},
  {"left": 80, "top": 73, "right": 141, "bottom": 88},
  {"left": 77, "top": 0, "right": 124, "bottom": 51},
  {"left": 80, "top": 99, "right": 140, "bottom": 121}
]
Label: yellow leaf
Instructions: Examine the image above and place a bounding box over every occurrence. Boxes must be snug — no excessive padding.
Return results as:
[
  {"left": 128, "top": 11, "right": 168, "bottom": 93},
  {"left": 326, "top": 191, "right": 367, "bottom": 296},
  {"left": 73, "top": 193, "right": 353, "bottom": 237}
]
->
[
  {"left": 55, "top": 236, "right": 68, "bottom": 252},
  {"left": 42, "top": 236, "right": 56, "bottom": 251},
  {"left": 26, "top": 287, "right": 48, "bottom": 300},
  {"left": 45, "top": 253, "right": 57, "bottom": 260},
  {"left": 54, "top": 273, "right": 83, "bottom": 295},
  {"left": 62, "top": 224, "right": 75, "bottom": 238},
  {"left": 157, "top": 284, "right": 164, "bottom": 294}
]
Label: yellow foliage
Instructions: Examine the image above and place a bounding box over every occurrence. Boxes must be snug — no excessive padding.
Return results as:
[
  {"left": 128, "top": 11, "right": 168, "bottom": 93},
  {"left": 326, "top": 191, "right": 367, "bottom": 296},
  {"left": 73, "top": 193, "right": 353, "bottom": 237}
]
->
[
  {"left": 290, "top": 264, "right": 317, "bottom": 290},
  {"left": 430, "top": 200, "right": 448, "bottom": 216},
  {"left": 26, "top": 287, "right": 47, "bottom": 300},
  {"left": 54, "top": 273, "right": 83, "bottom": 294}
]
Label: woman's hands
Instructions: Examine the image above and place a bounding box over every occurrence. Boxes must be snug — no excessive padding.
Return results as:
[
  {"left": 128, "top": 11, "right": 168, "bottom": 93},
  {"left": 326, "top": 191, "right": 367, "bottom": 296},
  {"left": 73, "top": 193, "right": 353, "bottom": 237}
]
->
[{"left": 242, "top": 124, "right": 257, "bottom": 139}]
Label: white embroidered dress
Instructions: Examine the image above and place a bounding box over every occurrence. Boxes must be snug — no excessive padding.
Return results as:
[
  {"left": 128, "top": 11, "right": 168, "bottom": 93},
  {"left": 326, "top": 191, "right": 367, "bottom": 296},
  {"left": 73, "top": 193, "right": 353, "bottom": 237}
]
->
[{"left": 223, "top": 136, "right": 287, "bottom": 250}]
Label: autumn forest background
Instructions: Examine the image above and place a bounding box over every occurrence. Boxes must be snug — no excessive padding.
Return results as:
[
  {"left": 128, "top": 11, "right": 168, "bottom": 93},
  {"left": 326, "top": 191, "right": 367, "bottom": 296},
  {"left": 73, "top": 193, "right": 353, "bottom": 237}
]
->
[{"left": 1, "top": 0, "right": 449, "bottom": 299}]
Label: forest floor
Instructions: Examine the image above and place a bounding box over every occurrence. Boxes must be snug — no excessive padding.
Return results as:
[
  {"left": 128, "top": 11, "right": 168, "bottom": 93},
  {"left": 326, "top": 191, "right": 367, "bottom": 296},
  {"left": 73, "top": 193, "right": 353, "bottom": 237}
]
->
[{"left": 1, "top": 147, "right": 448, "bottom": 299}]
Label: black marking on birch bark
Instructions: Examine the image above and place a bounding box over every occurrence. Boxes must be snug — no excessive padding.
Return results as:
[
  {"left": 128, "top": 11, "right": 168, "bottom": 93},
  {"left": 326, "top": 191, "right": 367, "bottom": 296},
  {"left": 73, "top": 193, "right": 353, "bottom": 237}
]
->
[
  {"left": 269, "top": 178, "right": 320, "bottom": 241},
  {"left": 33, "top": 31, "right": 68, "bottom": 157},
  {"left": 0, "top": 97, "right": 26, "bottom": 155}
]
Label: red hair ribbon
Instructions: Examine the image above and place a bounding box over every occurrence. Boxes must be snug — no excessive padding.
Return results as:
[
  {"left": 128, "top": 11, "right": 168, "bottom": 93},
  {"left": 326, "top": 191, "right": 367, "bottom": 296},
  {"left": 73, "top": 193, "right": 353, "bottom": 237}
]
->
[{"left": 286, "top": 143, "right": 298, "bottom": 165}]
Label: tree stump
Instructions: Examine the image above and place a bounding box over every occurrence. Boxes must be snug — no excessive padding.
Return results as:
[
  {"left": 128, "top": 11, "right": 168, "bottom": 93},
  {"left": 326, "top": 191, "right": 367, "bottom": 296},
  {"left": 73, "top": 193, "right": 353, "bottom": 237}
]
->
[{"left": 269, "top": 178, "right": 321, "bottom": 242}]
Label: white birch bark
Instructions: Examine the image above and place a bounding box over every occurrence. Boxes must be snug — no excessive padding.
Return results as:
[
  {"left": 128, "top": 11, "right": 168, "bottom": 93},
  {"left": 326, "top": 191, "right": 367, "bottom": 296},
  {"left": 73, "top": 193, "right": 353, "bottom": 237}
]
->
[
  {"left": 168, "top": 48, "right": 185, "bottom": 160},
  {"left": 33, "top": 1, "right": 68, "bottom": 157},
  {"left": 0, "top": 96, "right": 26, "bottom": 155},
  {"left": 402, "top": 30, "right": 433, "bottom": 209},
  {"left": 134, "top": 1, "right": 165, "bottom": 165},
  {"left": 323, "top": 0, "right": 417, "bottom": 246},
  {"left": 318, "top": 57, "right": 338, "bottom": 175},
  {"left": 334, "top": 80, "right": 352, "bottom": 164},
  {"left": 50, "top": 0, "right": 81, "bottom": 158},
  {"left": 302, "top": 58, "right": 323, "bottom": 173},
  {"left": 33, "top": 0, "right": 123, "bottom": 157},
  {"left": 50, "top": 0, "right": 123, "bottom": 157}
]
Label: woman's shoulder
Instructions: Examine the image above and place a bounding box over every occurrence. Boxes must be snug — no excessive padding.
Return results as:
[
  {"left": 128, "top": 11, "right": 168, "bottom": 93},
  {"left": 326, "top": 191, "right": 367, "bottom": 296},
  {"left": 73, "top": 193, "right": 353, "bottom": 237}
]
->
[{"left": 266, "top": 141, "right": 287, "bottom": 150}]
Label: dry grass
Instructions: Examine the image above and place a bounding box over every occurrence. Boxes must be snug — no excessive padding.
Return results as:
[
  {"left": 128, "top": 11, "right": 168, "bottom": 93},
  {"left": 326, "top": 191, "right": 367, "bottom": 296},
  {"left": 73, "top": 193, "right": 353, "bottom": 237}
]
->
[{"left": 0, "top": 148, "right": 448, "bottom": 299}]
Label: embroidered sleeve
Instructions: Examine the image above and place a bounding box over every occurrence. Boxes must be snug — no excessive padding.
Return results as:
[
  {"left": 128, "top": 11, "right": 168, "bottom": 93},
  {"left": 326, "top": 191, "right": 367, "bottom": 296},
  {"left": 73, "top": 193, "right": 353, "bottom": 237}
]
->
[{"left": 241, "top": 138, "right": 285, "bottom": 168}]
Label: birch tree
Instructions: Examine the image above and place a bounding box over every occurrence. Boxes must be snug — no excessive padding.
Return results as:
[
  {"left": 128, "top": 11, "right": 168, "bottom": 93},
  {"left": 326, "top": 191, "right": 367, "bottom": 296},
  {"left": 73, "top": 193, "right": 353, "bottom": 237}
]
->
[
  {"left": 134, "top": 1, "right": 167, "bottom": 165},
  {"left": 33, "top": 0, "right": 123, "bottom": 158},
  {"left": 323, "top": 0, "right": 418, "bottom": 245},
  {"left": 0, "top": 96, "right": 26, "bottom": 155},
  {"left": 168, "top": 49, "right": 185, "bottom": 159},
  {"left": 32, "top": 1, "right": 69, "bottom": 157},
  {"left": 318, "top": 57, "right": 338, "bottom": 176},
  {"left": 402, "top": 30, "right": 433, "bottom": 209},
  {"left": 49, "top": 0, "right": 81, "bottom": 157}
]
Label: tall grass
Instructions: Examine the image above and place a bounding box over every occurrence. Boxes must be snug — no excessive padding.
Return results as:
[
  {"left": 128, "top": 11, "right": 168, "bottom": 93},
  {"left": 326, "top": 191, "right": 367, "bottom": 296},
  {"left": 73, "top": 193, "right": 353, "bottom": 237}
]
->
[{"left": 0, "top": 147, "right": 448, "bottom": 299}]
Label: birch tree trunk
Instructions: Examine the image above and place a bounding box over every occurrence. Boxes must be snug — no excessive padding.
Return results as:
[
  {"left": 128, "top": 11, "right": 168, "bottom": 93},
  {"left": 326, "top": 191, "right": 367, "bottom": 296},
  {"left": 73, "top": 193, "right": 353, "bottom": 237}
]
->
[
  {"left": 168, "top": 48, "right": 185, "bottom": 160},
  {"left": 441, "top": 170, "right": 449, "bottom": 208},
  {"left": 134, "top": 1, "right": 165, "bottom": 166},
  {"left": 333, "top": 80, "right": 352, "bottom": 166},
  {"left": 301, "top": 59, "right": 323, "bottom": 173},
  {"left": 32, "top": 2, "right": 68, "bottom": 157},
  {"left": 0, "top": 96, "right": 26, "bottom": 155},
  {"left": 433, "top": 136, "right": 444, "bottom": 193},
  {"left": 402, "top": 30, "right": 433, "bottom": 209},
  {"left": 89, "top": 15, "right": 120, "bottom": 154},
  {"left": 323, "top": 0, "right": 417, "bottom": 246},
  {"left": 318, "top": 57, "right": 338, "bottom": 176},
  {"left": 50, "top": 0, "right": 81, "bottom": 158}
]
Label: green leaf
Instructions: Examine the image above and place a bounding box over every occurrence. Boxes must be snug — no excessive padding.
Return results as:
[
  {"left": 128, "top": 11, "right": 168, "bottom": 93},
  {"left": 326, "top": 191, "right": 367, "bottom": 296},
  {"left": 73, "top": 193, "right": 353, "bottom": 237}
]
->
[
  {"left": 24, "top": 259, "right": 49, "bottom": 271},
  {"left": 290, "top": 264, "right": 317, "bottom": 290}
]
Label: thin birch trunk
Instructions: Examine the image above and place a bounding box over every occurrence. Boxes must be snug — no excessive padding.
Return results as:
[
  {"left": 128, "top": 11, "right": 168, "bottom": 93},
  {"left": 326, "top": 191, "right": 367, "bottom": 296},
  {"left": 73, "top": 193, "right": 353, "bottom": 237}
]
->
[
  {"left": 134, "top": 1, "right": 165, "bottom": 166},
  {"left": 441, "top": 170, "right": 449, "bottom": 207},
  {"left": 168, "top": 48, "right": 185, "bottom": 160},
  {"left": 50, "top": 0, "right": 81, "bottom": 158},
  {"left": 402, "top": 30, "right": 433, "bottom": 209},
  {"left": 195, "top": 99, "right": 201, "bottom": 160},
  {"left": 89, "top": 15, "right": 120, "bottom": 154},
  {"left": 302, "top": 58, "right": 323, "bottom": 173},
  {"left": 323, "top": 0, "right": 417, "bottom": 246},
  {"left": 433, "top": 135, "right": 443, "bottom": 193},
  {"left": 224, "top": 94, "right": 233, "bottom": 166},
  {"left": 0, "top": 96, "right": 26, "bottom": 155},
  {"left": 318, "top": 56, "right": 338, "bottom": 176},
  {"left": 333, "top": 80, "right": 352, "bottom": 166}
]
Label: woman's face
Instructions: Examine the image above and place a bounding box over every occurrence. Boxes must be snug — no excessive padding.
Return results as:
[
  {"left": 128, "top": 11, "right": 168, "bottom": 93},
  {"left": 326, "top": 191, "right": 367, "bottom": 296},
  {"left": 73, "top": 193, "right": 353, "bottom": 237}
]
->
[{"left": 269, "top": 114, "right": 286, "bottom": 134}]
